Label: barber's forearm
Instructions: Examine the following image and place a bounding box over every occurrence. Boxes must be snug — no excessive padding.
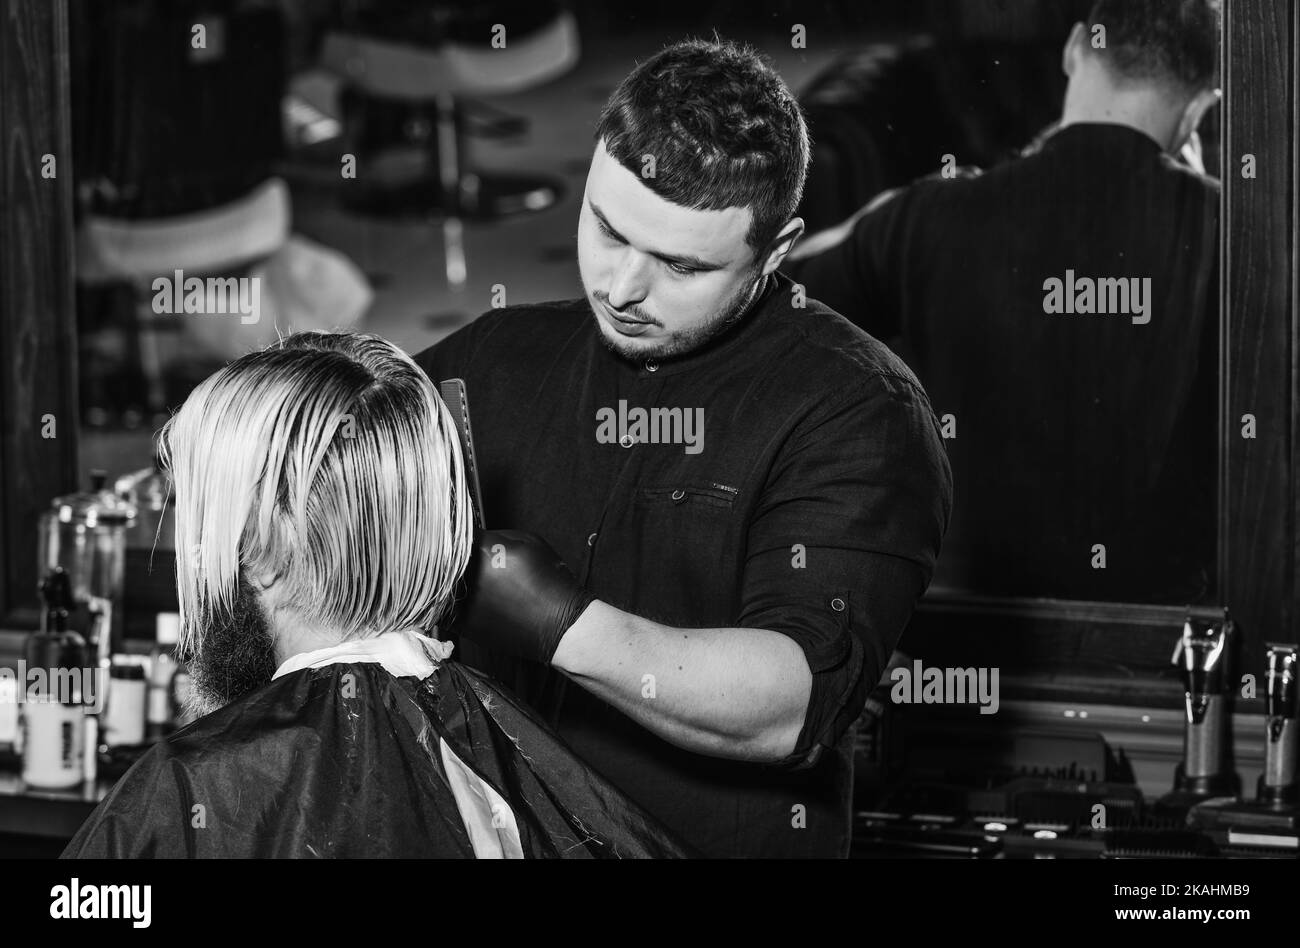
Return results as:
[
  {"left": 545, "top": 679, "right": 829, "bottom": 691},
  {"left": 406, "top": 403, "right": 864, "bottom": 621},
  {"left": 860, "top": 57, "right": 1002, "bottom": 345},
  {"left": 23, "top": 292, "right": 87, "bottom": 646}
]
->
[{"left": 551, "top": 600, "right": 813, "bottom": 762}]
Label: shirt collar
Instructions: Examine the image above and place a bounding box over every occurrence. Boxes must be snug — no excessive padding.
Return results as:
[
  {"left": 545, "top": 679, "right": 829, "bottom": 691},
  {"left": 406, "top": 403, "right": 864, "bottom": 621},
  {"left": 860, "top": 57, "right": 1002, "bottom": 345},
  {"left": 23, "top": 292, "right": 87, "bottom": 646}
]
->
[
  {"left": 1034, "top": 121, "right": 1166, "bottom": 157},
  {"left": 272, "top": 628, "right": 454, "bottom": 682}
]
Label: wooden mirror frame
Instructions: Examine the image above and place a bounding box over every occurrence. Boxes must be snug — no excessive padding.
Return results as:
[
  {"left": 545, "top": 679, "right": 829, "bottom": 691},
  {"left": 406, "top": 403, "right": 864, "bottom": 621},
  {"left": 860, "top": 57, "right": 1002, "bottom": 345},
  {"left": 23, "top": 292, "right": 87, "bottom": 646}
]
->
[
  {"left": 907, "top": 0, "right": 1296, "bottom": 713},
  {"left": 0, "top": 0, "right": 80, "bottom": 641}
]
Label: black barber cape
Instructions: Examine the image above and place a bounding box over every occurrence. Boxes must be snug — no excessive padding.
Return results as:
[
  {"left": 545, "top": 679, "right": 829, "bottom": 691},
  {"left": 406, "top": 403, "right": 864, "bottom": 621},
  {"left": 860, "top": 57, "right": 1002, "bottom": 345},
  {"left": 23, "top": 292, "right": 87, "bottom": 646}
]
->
[{"left": 62, "top": 635, "right": 691, "bottom": 858}]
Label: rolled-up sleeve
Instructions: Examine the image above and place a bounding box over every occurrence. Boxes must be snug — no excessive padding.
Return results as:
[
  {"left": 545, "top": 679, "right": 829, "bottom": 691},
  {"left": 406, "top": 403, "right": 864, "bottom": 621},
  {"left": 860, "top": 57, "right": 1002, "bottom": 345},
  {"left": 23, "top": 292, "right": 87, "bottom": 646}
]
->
[{"left": 736, "top": 372, "right": 952, "bottom": 766}]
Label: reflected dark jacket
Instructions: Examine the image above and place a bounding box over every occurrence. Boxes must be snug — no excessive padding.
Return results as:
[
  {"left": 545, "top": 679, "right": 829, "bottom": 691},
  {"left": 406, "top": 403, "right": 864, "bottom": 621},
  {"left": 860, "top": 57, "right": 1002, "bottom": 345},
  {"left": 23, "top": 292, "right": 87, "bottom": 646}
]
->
[{"left": 787, "top": 123, "right": 1219, "bottom": 601}]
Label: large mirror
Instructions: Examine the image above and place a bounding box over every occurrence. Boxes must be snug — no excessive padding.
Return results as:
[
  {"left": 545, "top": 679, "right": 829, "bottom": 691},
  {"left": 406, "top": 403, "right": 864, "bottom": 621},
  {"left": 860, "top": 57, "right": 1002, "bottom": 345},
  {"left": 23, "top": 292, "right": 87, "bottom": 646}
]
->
[
  {"left": 67, "top": 0, "right": 1222, "bottom": 620},
  {"left": 7, "top": 0, "right": 1288, "bottom": 696},
  {"left": 787, "top": 0, "right": 1223, "bottom": 607}
]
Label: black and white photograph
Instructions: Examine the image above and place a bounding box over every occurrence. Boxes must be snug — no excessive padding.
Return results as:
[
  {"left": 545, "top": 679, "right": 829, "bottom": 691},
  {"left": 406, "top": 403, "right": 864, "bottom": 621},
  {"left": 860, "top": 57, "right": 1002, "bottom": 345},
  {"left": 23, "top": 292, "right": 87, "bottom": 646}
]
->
[{"left": 0, "top": 0, "right": 1293, "bottom": 927}]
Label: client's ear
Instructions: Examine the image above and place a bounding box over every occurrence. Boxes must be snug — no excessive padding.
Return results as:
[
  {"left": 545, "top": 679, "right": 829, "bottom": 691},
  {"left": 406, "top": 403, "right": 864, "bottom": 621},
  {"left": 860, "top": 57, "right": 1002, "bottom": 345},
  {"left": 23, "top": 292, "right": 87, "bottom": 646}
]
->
[
  {"left": 245, "top": 569, "right": 286, "bottom": 626},
  {"left": 250, "top": 570, "right": 272, "bottom": 588},
  {"left": 248, "top": 568, "right": 283, "bottom": 597}
]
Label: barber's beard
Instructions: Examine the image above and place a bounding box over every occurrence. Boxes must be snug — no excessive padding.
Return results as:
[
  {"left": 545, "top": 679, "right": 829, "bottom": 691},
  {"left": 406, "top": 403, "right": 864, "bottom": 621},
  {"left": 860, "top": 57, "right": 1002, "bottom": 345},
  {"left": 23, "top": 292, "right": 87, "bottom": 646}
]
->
[
  {"left": 591, "top": 270, "right": 766, "bottom": 362},
  {"left": 184, "top": 576, "right": 280, "bottom": 719}
]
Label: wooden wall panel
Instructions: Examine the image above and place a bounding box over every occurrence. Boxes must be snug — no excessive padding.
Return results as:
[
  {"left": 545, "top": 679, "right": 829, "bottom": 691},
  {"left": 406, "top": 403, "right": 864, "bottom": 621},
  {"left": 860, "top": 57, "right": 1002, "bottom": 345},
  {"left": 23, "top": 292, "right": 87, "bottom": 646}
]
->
[
  {"left": 0, "top": 0, "right": 80, "bottom": 629},
  {"left": 1222, "top": 0, "right": 1294, "bottom": 682}
]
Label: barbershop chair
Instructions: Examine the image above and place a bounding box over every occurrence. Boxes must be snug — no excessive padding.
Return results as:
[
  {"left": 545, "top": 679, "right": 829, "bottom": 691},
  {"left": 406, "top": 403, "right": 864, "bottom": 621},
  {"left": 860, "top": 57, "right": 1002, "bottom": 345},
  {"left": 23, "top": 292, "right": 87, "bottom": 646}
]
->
[
  {"left": 319, "top": 1, "right": 580, "bottom": 289},
  {"left": 71, "top": 0, "right": 288, "bottom": 420},
  {"left": 72, "top": 0, "right": 370, "bottom": 423},
  {"left": 76, "top": 181, "right": 292, "bottom": 416}
]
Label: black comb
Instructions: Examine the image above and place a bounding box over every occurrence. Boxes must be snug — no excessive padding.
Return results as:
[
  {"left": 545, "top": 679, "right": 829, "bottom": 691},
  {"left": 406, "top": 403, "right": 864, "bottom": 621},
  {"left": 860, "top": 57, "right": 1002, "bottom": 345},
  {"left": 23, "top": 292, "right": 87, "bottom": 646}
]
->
[{"left": 438, "top": 378, "right": 486, "bottom": 530}]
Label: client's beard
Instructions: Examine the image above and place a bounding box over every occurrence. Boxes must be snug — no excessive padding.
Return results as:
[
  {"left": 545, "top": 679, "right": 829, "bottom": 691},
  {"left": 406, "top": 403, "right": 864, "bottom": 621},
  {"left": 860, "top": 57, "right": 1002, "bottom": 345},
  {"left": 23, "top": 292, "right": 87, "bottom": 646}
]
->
[{"left": 184, "top": 575, "right": 280, "bottom": 719}]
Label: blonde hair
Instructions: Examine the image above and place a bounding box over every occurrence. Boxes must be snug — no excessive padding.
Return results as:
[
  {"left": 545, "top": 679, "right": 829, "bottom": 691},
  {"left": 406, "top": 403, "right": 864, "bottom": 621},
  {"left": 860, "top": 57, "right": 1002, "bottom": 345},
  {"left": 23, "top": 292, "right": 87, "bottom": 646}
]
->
[{"left": 158, "top": 331, "right": 473, "bottom": 659}]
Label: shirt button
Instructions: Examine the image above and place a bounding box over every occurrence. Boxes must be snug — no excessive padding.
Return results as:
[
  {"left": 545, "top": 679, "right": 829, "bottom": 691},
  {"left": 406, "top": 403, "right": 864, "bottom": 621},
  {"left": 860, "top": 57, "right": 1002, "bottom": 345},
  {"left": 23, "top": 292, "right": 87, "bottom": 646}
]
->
[
  {"left": 644, "top": 359, "right": 658, "bottom": 372},
  {"left": 587, "top": 532, "right": 598, "bottom": 547},
  {"left": 830, "top": 598, "right": 846, "bottom": 612},
  {"left": 671, "top": 489, "right": 686, "bottom": 503},
  {"left": 619, "top": 434, "right": 635, "bottom": 448}
]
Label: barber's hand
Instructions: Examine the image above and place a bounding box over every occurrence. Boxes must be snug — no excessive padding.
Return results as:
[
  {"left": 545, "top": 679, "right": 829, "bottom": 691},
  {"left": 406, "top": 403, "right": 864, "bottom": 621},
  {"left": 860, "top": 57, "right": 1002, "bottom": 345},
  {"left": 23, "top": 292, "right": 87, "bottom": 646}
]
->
[{"left": 449, "top": 529, "right": 597, "bottom": 665}]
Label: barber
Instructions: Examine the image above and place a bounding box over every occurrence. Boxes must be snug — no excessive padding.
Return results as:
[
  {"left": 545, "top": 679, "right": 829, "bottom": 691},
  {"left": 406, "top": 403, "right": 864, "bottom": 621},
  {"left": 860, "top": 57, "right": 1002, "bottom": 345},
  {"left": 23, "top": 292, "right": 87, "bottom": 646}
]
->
[{"left": 419, "top": 39, "right": 951, "bottom": 858}]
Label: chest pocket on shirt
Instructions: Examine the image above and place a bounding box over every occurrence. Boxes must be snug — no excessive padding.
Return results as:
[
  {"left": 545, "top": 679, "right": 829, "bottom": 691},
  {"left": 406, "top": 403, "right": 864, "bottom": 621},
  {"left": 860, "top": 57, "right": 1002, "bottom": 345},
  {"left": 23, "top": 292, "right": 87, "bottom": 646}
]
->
[
  {"left": 629, "top": 484, "right": 742, "bottom": 615},
  {"left": 633, "top": 484, "right": 739, "bottom": 510}
]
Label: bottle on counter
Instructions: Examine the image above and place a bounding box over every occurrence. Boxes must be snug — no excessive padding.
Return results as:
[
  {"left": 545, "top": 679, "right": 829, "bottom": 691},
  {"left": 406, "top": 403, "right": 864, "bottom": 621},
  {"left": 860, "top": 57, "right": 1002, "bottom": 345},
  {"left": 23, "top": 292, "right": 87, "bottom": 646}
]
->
[
  {"left": 19, "top": 569, "right": 92, "bottom": 790},
  {"left": 115, "top": 463, "right": 175, "bottom": 554},
  {"left": 147, "top": 612, "right": 181, "bottom": 739},
  {"left": 38, "top": 471, "right": 136, "bottom": 669},
  {"left": 103, "top": 655, "right": 148, "bottom": 748}
]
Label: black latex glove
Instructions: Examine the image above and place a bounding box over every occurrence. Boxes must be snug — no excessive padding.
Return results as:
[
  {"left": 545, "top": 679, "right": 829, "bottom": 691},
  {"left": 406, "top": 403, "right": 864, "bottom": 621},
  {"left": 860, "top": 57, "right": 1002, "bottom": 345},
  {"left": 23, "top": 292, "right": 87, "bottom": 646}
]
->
[{"left": 448, "top": 529, "right": 596, "bottom": 665}]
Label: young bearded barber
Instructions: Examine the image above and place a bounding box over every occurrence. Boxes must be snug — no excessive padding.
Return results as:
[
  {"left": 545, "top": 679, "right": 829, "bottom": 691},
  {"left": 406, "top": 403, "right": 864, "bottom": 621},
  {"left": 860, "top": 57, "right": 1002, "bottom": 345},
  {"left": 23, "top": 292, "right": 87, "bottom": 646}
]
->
[{"left": 418, "top": 38, "right": 952, "bottom": 858}]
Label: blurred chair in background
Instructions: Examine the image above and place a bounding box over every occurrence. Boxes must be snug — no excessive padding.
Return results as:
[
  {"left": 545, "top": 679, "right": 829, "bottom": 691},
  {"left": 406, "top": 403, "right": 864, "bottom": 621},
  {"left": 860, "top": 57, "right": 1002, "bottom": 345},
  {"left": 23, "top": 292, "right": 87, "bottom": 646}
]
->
[
  {"left": 71, "top": 0, "right": 370, "bottom": 424},
  {"left": 318, "top": 0, "right": 581, "bottom": 290}
]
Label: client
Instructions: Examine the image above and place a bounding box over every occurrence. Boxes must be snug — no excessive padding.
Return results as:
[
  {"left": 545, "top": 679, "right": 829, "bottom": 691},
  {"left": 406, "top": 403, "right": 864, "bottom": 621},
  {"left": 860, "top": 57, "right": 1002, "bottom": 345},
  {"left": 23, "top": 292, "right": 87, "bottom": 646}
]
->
[{"left": 62, "top": 331, "right": 690, "bottom": 858}]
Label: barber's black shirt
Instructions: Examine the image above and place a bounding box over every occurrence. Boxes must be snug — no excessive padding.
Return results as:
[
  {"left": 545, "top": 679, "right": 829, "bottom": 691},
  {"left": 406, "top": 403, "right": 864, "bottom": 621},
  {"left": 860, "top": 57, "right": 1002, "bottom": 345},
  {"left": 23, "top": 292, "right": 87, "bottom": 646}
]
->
[
  {"left": 787, "top": 123, "right": 1220, "bottom": 601},
  {"left": 417, "top": 271, "right": 951, "bottom": 857}
]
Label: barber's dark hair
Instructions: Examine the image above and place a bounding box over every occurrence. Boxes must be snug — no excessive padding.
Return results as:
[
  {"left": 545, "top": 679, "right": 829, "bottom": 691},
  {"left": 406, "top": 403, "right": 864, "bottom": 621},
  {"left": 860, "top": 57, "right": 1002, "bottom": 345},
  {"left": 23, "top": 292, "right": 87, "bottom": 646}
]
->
[
  {"left": 594, "top": 38, "right": 810, "bottom": 256},
  {"left": 1086, "top": 0, "right": 1220, "bottom": 91}
]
